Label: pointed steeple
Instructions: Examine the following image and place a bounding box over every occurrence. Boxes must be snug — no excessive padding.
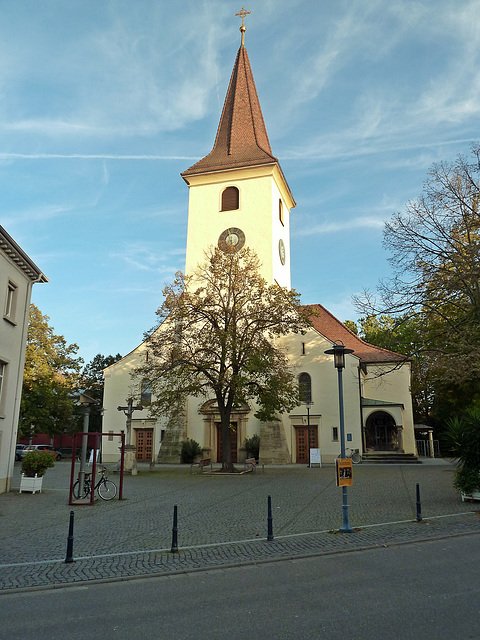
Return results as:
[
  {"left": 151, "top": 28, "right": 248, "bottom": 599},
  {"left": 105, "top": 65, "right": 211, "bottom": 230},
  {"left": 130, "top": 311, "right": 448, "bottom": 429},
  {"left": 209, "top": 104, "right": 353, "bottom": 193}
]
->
[{"left": 181, "top": 43, "right": 278, "bottom": 179}]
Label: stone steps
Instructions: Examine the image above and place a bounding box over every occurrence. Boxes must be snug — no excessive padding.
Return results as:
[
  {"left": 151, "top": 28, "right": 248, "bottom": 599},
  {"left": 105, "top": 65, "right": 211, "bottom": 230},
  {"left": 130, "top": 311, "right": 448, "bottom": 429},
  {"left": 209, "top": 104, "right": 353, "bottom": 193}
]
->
[{"left": 362, "top": 452, "right": 421, "bottom": 464}]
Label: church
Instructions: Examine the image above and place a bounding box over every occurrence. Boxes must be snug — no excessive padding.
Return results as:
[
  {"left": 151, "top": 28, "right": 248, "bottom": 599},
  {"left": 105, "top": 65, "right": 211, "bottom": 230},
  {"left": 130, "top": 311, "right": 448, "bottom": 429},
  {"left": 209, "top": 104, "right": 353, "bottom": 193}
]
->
[{"left": 101, "top": 13, "right": 417, "bottom": 466}]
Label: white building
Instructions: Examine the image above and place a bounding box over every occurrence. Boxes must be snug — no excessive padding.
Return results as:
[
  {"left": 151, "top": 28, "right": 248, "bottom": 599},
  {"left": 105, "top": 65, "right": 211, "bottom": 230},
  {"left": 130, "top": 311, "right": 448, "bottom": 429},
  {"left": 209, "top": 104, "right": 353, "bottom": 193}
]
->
[
  {"left": 0, "top": 226, "right": 47, "bottom": 492},
  {"left": 102, "top": 24, "right": 417, "bottom": 466}
]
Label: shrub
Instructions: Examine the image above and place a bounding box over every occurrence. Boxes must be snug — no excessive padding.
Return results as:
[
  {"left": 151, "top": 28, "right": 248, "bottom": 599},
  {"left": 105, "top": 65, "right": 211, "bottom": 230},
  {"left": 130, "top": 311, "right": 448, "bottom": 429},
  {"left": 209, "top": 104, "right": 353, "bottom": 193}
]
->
[
  {"left": 445, "top": 407, "right": 480, "bottom": 468},
  {"left": 453, "top": 466, "right": 480, "bottom": 495},
  {"left": 180, "top": 439, "right": 202, "bottom": 463},
  {"left": 21, "top": 450, "right": 56, "bottom": 477},
  {"left": 445, "top": 407, "right": 480, "bottom": 494},
  {"left": 244, "top": 434, "right": 260, "bottom": 461}
]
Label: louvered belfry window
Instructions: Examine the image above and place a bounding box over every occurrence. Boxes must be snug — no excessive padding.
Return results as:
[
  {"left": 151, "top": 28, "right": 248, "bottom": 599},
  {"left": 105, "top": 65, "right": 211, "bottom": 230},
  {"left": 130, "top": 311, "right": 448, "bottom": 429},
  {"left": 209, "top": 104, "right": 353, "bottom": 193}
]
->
[{"left": 221, "top": 186, "right": 239, "bottom": 211}]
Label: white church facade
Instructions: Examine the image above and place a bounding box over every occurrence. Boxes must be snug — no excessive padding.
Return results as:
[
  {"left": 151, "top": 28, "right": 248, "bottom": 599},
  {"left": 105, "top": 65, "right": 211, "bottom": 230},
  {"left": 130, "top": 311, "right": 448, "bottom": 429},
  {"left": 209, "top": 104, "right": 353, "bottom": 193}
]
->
[{"left": 101, "top": 20, "right": 417, "bottom": 466}]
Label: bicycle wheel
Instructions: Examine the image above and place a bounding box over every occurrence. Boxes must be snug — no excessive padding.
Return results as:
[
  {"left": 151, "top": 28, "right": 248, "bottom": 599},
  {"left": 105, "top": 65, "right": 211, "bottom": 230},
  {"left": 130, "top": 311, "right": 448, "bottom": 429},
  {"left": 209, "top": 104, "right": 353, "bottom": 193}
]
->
[
  {"left": 351, "top": 451, "right": 362, "bottom": 464},
  {"left": 72, "top": 480, "right": 90, "bottom": 499},
  {"left": 97, "top": 479, "right": 117, "bottom": 500}
]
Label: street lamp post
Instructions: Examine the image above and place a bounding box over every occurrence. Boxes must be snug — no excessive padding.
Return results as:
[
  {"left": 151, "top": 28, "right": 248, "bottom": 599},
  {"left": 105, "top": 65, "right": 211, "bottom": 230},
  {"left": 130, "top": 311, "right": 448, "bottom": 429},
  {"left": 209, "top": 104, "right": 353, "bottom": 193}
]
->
[
  {"left": 325, "top": 340, "right": 354, "bottom": 533},
  {"left": 304, "top": 401, "right": 314, "bottom": 467}
]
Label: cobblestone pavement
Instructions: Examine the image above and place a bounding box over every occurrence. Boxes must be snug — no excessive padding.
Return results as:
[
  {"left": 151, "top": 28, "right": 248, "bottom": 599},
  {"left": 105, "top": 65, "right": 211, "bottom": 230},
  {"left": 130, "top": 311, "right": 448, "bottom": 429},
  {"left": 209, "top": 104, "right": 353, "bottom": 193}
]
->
[{"left": 1, "top": 459, "right": 479, "bottom": 592}]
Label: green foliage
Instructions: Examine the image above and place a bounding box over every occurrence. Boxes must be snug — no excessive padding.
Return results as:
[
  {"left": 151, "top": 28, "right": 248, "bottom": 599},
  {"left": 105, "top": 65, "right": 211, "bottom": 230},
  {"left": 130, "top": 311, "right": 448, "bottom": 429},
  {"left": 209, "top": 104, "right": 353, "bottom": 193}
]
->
[
  {"left": 21, "top": 450, "right": 56, "bottom": 477},
  {"left": 244, "top": 434, "right": 260, "bottom": 460},
  {"left": 19, "top": 305, "right": 83, "bottom": 438},
  {"left": 79, "top": 353, "right": 122, "bottom": 432},
  {"left": 445, "top": 407, "right": 480, "bottom": 493},
  {"left": 135, "top": 247, "right": 311, "bottom": 471},
  {"left": 444, "top": 407, "right": 480, "bottom": 468},
  {"left": 180, "top": 439, "right": 202, "bottom": 463},
  {"left": 453, "top": 466, "right": 480, "bottom": 494}
]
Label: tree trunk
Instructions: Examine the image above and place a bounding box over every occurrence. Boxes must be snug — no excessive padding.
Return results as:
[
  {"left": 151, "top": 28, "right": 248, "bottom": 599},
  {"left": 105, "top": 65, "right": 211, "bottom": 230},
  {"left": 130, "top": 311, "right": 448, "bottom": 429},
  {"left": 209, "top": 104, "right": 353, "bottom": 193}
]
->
[{"left": 219, "top": 407, "right": 236, "bottom": 473}]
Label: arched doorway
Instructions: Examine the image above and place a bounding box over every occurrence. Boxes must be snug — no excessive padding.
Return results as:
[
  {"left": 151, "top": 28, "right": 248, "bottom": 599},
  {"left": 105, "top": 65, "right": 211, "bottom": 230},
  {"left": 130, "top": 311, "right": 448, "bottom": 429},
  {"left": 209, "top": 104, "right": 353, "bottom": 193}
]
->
[{"left": 365, "top": 411, "right": 398, "bottom": 451}]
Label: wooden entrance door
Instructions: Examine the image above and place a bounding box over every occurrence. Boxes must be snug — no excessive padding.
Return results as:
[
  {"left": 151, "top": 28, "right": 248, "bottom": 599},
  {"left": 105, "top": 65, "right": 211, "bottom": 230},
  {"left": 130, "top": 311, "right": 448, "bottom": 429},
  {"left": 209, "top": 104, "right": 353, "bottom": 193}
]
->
[
  {"left": 295, "top": 426, "right": 318, "bottom": 463},
  {"left": 136, "top": 429, "right": 154, "bottom": 462},
  {"left": 217, "top": 423, "right": 238, "bottom": 463}
]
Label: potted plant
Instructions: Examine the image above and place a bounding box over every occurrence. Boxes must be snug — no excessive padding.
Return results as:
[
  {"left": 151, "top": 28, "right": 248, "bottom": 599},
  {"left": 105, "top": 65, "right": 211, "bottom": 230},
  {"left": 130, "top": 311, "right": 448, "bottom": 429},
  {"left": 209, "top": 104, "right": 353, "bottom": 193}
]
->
[
  {"left": 445, "top": 408, "right": 480, "bottom": 501},
  {"left": 244, "top": 434, "right": 260, "bottom": 462},
  {"left": 180, "top": 438, "right": 203, "bottom": 464},
  {"left": 19, "top": 450, "right": 56, "bottom": 494}
]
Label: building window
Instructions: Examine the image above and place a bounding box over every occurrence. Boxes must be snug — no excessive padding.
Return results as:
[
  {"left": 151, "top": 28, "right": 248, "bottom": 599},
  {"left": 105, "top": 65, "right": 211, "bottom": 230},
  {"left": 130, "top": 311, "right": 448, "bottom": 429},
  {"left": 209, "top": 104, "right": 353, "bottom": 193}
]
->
[
  {"left": 4, "top": 281, "right": 17, "bottom": 323},
  {"left": 279, "top": 199, "right": 284, "bottom": 226},
  {"left": 221, "top": 186, "right": 239, "bottom": 211},
  {"left": 140, "top": 380, "right": 152, "bottom": 406},
  {"left": 0, "top": 361, "right": 6, "bottom": 415},
  {"left": 301, "top": 342, "right": 306, "bottom": 356},
  {"left": 332, "top": 427, "right": 339, "bottom": 442},
  {"left": 298, "top": 372, "right": 312, "bottom": 403}
]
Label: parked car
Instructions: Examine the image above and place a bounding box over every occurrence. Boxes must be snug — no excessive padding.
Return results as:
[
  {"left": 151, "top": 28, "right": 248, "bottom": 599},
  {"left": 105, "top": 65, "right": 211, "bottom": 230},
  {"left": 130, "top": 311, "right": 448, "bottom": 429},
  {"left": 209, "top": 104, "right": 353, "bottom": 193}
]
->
[
  {"left": 15, "top": 444, "right": 27, "bottom": 461},
  {"left": 20, "top": 445, "right": 63, "bottom": 460}
]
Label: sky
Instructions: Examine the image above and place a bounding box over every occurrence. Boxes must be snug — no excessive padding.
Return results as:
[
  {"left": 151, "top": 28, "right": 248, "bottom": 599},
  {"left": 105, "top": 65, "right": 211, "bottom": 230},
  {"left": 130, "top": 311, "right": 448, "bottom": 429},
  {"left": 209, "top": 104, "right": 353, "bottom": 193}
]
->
[{"left": 2, "top": 0, "right": 480, "bottom": 365}]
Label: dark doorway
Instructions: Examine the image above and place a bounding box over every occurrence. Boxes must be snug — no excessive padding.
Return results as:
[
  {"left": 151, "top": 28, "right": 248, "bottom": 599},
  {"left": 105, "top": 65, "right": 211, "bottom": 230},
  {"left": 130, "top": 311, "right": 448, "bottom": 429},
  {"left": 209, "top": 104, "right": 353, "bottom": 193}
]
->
[{"left": 365, "top": 412, "right": 398, "bottom": 451}]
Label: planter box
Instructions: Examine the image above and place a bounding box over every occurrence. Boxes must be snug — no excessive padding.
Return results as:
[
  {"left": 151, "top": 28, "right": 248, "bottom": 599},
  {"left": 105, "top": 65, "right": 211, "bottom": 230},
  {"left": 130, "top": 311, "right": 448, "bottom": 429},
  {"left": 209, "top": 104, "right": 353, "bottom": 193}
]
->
[
  {"left": 19, "top": 473, "right": 43, "bottom": 494},
  {"left": 461, "top": 490, "right": 480, "bottom": 502}
]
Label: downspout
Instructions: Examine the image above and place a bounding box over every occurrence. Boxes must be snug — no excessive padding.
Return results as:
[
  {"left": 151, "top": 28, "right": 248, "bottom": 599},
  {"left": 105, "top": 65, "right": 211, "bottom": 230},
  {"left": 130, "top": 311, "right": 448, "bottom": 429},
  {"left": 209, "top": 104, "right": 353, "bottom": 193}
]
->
[{"left": 358, "top": 362, "right": 365, "bottom": 454}]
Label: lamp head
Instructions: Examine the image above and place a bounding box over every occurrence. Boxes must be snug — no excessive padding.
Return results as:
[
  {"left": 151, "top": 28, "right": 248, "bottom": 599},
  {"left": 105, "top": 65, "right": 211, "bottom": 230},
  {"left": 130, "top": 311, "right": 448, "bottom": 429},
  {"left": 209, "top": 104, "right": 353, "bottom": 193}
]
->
[{"left": 324, "top": 340, "right": 354, "bottom": 370}]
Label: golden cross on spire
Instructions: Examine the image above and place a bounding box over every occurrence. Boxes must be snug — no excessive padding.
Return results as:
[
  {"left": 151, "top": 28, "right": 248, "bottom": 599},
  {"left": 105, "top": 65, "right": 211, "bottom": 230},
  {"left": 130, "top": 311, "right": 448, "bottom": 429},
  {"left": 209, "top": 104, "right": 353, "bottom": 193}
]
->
[{"left": 235, "top": 6, "right": 251, "bottom": 46}]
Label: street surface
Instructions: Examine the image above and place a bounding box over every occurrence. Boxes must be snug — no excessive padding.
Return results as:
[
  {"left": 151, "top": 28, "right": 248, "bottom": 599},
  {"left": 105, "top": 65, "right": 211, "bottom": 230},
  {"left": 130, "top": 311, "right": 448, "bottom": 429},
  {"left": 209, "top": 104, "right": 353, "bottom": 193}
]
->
[
  {"left": 2, "top": 533, "right": 479, "bottom": 640},
  {"left": 0, "top": 459, "right": 479, "bottom": 591}
]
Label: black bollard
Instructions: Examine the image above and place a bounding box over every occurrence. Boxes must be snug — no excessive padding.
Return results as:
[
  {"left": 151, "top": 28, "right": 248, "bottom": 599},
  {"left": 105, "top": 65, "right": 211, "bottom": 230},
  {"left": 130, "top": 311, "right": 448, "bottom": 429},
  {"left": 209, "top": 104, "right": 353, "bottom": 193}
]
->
[
  {"left": 171, "top": 504, "right": 178, "bottom": 553},
  {"left": 65, "top": 510, "right": 75, "bottom": 563},
  {"left": 416, "top": 483, "right": 422, "bottom": 522},
  {"left": 267, "top": 495, "right": 274, "bottom": 541}
]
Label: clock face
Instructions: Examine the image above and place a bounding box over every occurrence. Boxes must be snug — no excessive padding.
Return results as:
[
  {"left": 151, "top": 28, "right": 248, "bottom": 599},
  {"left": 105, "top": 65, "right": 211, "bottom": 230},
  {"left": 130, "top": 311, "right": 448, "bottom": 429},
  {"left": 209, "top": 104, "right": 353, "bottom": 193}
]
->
[
  {"left": 279, "top": 239, "right": 286, "bottom": 265},
  {"left": 218, "top": 227, "right": 246, "bottom": 253}
]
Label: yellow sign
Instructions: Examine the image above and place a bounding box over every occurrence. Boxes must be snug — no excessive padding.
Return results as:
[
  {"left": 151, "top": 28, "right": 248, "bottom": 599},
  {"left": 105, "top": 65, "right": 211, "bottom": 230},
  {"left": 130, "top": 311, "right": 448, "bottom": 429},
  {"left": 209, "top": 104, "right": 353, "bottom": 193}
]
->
[{"left": 336, "top": 458, "right": 353, "bottom": 486}]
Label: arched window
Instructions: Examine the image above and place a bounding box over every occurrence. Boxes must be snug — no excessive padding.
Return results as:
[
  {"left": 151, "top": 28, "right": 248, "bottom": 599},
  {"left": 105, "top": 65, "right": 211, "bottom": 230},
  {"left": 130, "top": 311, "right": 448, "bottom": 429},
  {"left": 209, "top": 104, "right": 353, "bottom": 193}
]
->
[
  {"left": 140, "top": 380, "right": 152, "bottom": 406},
  {"left": 221, "top": 186, "right": 239, "bottom": 211},
  {"left": 298, "top": 372, "right": 312, "bottom": 403}
]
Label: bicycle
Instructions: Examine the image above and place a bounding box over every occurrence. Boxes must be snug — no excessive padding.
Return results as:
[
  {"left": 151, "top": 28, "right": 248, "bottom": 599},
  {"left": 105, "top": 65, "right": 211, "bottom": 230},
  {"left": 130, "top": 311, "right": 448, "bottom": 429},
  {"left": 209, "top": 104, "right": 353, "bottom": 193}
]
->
[
  {"left": 73, "top": 467, "right": 117, "bottom": 501},
  {"left": 340, "top": 448, "right": 362, "bottom": 464}
]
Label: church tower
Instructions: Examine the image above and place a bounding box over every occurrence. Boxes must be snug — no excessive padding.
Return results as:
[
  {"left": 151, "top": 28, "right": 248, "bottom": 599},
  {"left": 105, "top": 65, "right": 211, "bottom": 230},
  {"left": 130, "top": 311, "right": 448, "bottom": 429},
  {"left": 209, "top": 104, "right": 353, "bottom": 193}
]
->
[{"left": 181, "top": 10, "right": 295, "bottom": 289}]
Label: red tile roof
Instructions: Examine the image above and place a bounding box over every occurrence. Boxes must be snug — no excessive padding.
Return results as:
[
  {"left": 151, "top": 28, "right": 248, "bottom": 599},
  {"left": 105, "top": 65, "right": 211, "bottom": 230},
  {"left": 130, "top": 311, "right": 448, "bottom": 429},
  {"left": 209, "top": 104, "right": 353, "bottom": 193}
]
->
[
  {"left": 302, "top": 303, "right": 406, "bottom": 364},
  {"left": 182, "top": 45, "right": 278, "bottom": 178}
]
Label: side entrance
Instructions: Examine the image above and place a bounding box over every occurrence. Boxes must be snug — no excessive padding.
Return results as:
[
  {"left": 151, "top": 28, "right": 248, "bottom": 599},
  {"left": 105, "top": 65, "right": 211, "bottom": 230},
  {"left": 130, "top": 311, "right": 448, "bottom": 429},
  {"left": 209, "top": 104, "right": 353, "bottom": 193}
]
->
[
  {"left": 295, "top": 426, "right": 318, "bottom": 464},
  {"left": 135, "top": 428, "right": 154, "bottom": 462}
]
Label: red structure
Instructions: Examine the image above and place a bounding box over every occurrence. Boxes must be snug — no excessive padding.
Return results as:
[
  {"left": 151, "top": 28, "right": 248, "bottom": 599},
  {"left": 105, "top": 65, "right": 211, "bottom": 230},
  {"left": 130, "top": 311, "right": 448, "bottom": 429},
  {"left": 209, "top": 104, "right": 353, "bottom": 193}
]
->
[{"left": 68, "top": 432, "right": 125, "bottom": 505}]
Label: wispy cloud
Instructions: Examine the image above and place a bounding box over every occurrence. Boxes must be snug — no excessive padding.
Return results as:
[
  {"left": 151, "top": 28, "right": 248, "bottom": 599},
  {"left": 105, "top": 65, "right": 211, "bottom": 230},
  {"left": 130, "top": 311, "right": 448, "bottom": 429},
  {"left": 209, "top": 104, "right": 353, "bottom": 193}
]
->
[
  {"left": 0, "top": 153, "right": 198, "bottom": 160},
  {"left": 109, "top": 241, "right": 185, "bottom": 274},
  {"left": 0, "top": 204, "right": 73, "bottom": 227},
  {"left": 294, "top": 215, "right": 384, "bottom": 238}
]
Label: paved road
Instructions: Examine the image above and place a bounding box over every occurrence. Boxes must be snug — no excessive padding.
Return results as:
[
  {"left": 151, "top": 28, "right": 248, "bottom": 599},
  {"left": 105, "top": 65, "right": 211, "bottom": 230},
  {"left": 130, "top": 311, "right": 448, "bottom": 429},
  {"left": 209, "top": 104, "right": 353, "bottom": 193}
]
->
[
  {"left": 2, "top": 534, "right": 479, "bottom": 640},
  {"left": 0, "top": 459, "right": 479, "bottom": 591}
]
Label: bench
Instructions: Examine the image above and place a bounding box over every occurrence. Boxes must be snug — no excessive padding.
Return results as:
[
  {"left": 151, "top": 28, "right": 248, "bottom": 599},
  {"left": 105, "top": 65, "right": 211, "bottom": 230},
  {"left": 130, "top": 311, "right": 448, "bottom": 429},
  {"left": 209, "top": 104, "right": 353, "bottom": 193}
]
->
[
  {"left": 244, "top": 458, "right": 265, "bottom": 473},
  {"left": 190, "top": 458, "right": 212, "bottom": 474}
]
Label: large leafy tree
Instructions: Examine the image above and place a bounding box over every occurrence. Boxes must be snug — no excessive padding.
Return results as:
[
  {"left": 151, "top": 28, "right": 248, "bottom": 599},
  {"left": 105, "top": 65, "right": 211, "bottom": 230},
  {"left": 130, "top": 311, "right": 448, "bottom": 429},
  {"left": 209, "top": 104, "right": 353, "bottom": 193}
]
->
[
  {"left": 79, "top": 353, "right": 122, "bottom": 432},
  {"left": 355, "top": 143, "right": 480, "bottom": 423},
  {"left": 135, "top": 247, "right": 311, "bottom": 472},
  {"left": 347, "top": 314, "right": 438, "bottom": 424},
  {"left": 19, "top": 304, "right": 83, "bottom": 439}
]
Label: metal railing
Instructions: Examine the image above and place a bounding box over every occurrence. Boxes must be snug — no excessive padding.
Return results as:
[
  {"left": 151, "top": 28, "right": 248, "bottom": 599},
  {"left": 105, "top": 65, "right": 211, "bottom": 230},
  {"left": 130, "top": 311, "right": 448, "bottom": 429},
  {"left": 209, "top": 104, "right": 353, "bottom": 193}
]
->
[{"left": 415, "top": 439, "right": 441, "bottom": 458}]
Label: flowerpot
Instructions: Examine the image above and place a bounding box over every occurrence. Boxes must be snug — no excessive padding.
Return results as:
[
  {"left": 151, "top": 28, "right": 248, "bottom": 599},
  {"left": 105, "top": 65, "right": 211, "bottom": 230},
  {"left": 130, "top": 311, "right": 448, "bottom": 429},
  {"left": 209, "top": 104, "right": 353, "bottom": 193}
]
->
[
  {"left": 461, "top": 490, "right": 480, "bottom": 501},
  {"left": 19, "top": 473, "right": 43, "bottom": 494}
]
